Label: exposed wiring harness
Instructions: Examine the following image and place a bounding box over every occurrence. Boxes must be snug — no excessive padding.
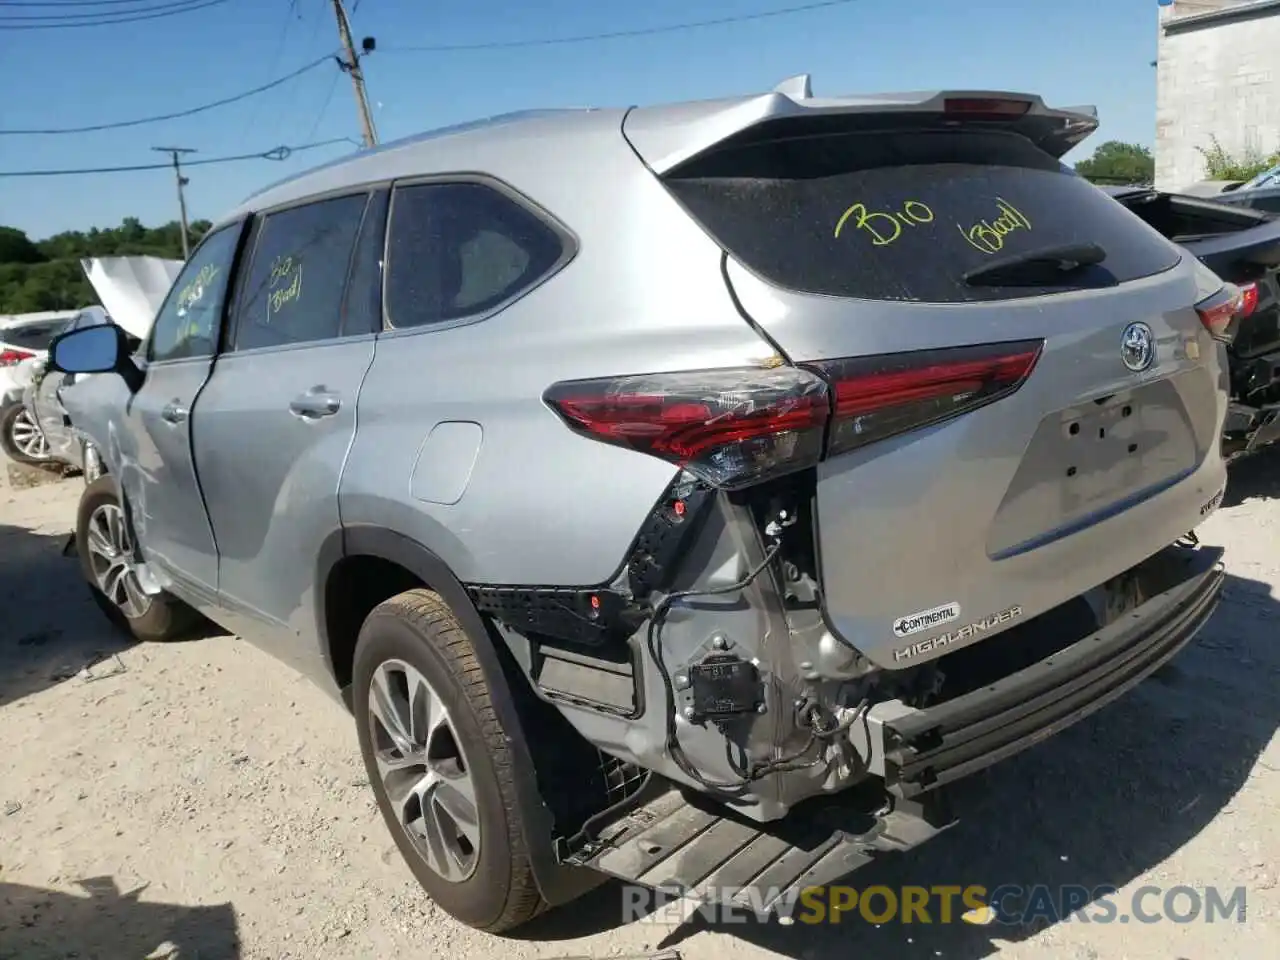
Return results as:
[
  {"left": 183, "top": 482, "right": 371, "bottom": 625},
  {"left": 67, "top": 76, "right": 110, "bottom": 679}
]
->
[{"left": 645, "top": 537, "right": 861, "bottom": 800}]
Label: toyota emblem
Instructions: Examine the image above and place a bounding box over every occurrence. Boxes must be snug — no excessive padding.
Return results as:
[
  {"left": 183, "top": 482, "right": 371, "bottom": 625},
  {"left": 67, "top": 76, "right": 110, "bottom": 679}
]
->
[{"left": 1120, "top": 322, "right": 1155, "bottom": 373}]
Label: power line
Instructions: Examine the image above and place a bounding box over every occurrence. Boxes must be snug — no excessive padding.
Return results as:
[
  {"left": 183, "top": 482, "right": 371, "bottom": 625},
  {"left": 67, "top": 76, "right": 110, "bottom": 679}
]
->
[
  {"left": 0, "top": 137, "right": 359, "bottom": 177},
  {"left": 0, "top": 54, "right": 335, "bottom": 134},
  {"left": 0, "top": 0, "right": 230, "bottom": 29},
  {"left": 382, "top": 0, "right": 864, "bottom": 53},
  {"left": 277, "top": 0, "right": 331, "bottom": 144},
  {"left": 305, "top": 67, "right": 343, "bottom": 142},
  {"left": 243, "top": 0, "right": 303, "bottom": 136},
  {"left": 0, "top": 1, "right": 863, "bottom": 139},
  {"left": 0, "top": 2, "right": 195, "bottom": 6}
]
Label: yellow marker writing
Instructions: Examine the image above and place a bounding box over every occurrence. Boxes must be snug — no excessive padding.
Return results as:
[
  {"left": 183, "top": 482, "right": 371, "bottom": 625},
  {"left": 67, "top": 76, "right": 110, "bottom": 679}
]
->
[
  {"left": 957, "top": 197, "right": 1032, "bottom": 255},
  {"left": 834, "top": 200, "right": 935, "bottom": 244},
  {"left": 269, "top": 255, "right": 297, "bottom": 286},
  {"left": 267, "top": 263, "right": 303, "bottom": 318},
  {"left": 174, "top": 263, "right": 220, "bottom": 318}
]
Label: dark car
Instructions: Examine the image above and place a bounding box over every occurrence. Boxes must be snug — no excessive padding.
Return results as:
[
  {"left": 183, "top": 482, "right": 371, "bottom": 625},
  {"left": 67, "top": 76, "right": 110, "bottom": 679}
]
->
[{"left": 1106, "top": 185, "right": 1280, "bottom": 460}]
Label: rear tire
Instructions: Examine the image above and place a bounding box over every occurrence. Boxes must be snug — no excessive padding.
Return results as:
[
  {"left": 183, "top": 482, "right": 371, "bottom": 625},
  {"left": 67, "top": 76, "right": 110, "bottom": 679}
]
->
[
  {"left": 1, "top": 401, "right": 51, "bottom": 465},
  {"left": 353, "top": 588, "right": 549, "bottom": 933},
  {"left": 76, "top": 476, "right": 198, "bottom": 643}
]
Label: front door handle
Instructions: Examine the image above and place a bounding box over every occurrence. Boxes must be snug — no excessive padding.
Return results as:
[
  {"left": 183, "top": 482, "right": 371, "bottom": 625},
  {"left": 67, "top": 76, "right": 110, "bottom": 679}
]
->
[
  {"left": 160, "top": 401, "right": 189, "bottom": 424},
  {"left": 289, "top": 391, "right": 341, "bottom": 420}
]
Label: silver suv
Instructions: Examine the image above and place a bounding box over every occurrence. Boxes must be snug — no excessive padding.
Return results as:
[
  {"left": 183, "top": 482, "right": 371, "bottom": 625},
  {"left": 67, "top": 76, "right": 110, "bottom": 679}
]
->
[{"left": 50, "top": 81, "right": 1232, "bottom": 933}]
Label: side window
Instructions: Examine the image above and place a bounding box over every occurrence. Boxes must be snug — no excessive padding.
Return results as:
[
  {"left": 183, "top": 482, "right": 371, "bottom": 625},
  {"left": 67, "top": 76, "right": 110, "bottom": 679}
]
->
[
  {"left": 340, "top": 189, "right": 389, "bottom": 336},
  {"left": 149, "top": 225, "right": 241, "bottom": 363},
  {"left": 230, "top": 193, "right": 368, "bottom": 352},
  {"left": 385, "top": 181, "right": 566, "bottom": 329}
]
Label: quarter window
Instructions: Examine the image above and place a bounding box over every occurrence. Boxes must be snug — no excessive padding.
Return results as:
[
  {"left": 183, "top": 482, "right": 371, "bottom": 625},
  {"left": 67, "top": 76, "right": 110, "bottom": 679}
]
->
[
  {"left": 148, "top": 224, "right": 240, "bottom": 363},
  {"left": 385, "top": 181, "right": 566, "bottom": 329},
  {"left": 230, "top": 193, "right": 369, "bottom": 352}
]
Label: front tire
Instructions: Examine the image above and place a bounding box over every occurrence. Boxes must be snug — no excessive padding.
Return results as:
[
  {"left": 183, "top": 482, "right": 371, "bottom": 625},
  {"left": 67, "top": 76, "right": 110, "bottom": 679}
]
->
[
  {"left": 353, "top": 588, "right": 548, "bottom": 933},
  {"left": 76, "top": 476, "right": 197, "bottom": 642},
  {"left": 1, "top": 401, "right": 52, "bottom": 465}
]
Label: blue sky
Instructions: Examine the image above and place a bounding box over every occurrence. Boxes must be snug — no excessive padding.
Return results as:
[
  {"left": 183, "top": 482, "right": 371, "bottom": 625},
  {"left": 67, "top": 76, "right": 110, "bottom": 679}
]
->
[{"left": 0, "top": 0, "right": 1161, "bottom": 240}]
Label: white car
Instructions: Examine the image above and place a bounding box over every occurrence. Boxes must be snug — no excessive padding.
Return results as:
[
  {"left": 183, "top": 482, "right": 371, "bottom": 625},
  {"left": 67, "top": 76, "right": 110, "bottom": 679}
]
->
[
  {"left": 4, "top": 259, "right": 181, "bottom": 468},
  {"left": 1, "top": 312, "right": 78, "bottom": 463},
  {"left": 24, "top": 307, "right": 117, "bottom": 472}
]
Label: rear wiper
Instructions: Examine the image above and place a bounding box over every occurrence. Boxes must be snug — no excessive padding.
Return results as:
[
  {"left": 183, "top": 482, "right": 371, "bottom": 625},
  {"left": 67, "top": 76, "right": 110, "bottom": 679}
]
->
[{"left": 963, "top": 242, "right": 1107, "bottom": 287}]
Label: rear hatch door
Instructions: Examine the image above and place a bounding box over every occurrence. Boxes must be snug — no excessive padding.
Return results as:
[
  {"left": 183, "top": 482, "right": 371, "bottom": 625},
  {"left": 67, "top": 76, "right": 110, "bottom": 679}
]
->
[{"left": 624, "top": 89, "right": 1228, "bottom": 668}]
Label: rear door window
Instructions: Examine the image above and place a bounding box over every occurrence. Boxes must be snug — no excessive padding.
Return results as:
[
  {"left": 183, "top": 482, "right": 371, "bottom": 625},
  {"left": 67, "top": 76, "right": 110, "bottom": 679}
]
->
[
  {"left": 664, "top": 128, "right": 1182, "bottom": 303},
  {"left": 230, "top": 193, "right": 368, "bottom": 352}
]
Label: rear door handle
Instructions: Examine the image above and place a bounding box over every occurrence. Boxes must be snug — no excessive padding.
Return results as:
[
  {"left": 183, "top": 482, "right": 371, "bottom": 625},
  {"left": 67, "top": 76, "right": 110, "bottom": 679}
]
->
[
  {"left": 289, "top": 391, "right": 341, "bottom": 420},
  {"left": 161, "top": 401, "right": 189, "bottom": 424}
]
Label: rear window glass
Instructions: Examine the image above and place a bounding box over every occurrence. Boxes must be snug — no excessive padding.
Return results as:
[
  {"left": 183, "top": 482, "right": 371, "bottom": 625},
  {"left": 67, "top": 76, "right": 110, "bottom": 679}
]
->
[
  {"left": 664, "top": 128, "right": 1182, "bottom": 303},
  {"left": 4, "top": 319, "right": 69, "bottom": 350}
]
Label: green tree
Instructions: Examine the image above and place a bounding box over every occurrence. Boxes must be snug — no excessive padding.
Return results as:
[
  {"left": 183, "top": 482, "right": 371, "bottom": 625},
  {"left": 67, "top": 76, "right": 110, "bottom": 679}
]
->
[
  {"left": 1074, "top": 141, "right": 1155, "bottom": 185},
  {"left": 0, "top": 227, "right": 46, "bottom": 266},
  {"left": 1, "top": 216, "right": 202, "bottom": 314}
]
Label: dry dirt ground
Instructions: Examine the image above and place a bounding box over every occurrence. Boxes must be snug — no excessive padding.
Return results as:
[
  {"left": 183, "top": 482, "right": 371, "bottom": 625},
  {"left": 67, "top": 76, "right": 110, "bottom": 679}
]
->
[{"left": 1, "top": 454, "right": 1278, "bottom": 960}]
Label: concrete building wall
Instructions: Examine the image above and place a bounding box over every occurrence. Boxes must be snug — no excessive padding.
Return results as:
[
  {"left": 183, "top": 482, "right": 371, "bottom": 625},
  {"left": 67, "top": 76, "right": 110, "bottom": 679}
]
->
[{"left": 1155, "top": 0, "right": 1280, "bottom": 189}]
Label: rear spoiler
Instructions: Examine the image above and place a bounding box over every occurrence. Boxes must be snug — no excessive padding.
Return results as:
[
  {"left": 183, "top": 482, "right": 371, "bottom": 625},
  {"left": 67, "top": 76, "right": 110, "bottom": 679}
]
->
[{"left": 622, "top": 76, "right": 1100, "bottom": 175}]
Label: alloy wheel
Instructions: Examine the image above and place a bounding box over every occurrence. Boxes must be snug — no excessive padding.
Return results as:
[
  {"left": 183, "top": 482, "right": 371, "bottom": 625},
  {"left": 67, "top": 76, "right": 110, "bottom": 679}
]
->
[
  {"left": 84, "top": 503, "right": 151, "bottom": 620},
  {"left": 367, "top": 659, "right": 481, "bottom": 883},
  {"left": 10, "top": 408, "right": 50, "bottom": 461}
]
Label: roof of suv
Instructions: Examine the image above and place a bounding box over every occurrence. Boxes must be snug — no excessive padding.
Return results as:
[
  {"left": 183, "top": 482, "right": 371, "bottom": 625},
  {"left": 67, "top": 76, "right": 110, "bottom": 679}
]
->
[
  {"left": 223, "top": 107, "right": 619, "bottom": 224},
  {"left": 220, "top": 78, "right": 1098, "bottom": 228}
]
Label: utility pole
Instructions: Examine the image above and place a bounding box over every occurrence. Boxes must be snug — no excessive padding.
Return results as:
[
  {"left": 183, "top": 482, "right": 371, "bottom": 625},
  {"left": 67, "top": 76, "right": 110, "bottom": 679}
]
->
[
  {"left": 152, "top": 146, "right": 195, "bottom": 259},
  {"left": 329, "top": 0, "right": 378, "bottom": 148}
]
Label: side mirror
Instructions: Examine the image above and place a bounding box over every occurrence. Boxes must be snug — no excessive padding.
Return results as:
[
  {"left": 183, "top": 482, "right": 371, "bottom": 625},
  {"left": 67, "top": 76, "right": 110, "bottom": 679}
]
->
[{"left": 48, "top": 323, "right": 143, "bottom": 393}]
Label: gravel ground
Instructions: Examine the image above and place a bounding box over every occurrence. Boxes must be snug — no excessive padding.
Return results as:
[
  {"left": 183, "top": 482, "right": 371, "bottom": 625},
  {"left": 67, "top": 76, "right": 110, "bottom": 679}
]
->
[{"left": 1, "top": 454, "right": 1277, "bottom": 960}]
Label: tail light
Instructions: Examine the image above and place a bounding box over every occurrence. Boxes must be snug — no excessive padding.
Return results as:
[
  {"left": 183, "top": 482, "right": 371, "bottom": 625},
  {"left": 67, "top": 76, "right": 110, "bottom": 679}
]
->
[
  {"left": 0, "top": 349, "right": 34, "bottom": 367},
  {"left": 1196, "top": 283, "right": 1244, "bottom": 340},
  {"left": 1237, "top": 282, "right": 1259, "bottom": 319},
  {"left": 944, "top": 97, "right": 1032, "bottom": 119},
  {"left": 543, "top": 367, "right": 829, "bottom": 490},
  {"left": 805, "top": 341, "right": 1044, "bottom": 456},
  {"left": 544, "top": 340, "right": 1043, "bottom": 490}
]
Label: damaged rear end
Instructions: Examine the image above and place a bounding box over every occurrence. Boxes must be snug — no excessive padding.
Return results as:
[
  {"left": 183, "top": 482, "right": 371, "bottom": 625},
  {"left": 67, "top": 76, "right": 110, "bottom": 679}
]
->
[{"left": 532, "top": 84, "right": 1228, "bottom": 907}]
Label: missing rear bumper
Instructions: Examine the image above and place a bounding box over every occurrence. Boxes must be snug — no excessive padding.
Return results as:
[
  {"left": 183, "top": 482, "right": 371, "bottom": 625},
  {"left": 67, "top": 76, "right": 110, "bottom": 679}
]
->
[{"left": 875, "top": 545, "right": 1225, "bottom": 798}]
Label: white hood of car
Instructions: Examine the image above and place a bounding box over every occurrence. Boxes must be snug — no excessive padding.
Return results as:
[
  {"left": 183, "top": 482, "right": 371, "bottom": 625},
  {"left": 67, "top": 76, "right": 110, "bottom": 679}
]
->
[{"left": 80, "top": 255, "right": 184, "bottom": 340}]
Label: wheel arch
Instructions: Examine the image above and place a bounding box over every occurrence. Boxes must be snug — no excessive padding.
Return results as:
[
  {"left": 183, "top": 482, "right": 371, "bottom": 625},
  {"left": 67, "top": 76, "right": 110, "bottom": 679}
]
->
[
  {"left": 314, "top": 522, "right": 605, "bottom": 908},
  {"left": 316, "top": 523, "right": 490, "bottom": 705}
]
